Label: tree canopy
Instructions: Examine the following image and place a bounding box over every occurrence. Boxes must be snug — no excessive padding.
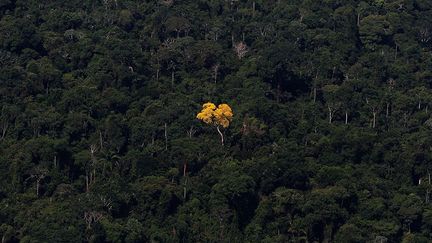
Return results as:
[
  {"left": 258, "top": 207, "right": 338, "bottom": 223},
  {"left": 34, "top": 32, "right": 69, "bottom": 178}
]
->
[{"left": 2, "top": 0, "right": 432, "bottom": 242}]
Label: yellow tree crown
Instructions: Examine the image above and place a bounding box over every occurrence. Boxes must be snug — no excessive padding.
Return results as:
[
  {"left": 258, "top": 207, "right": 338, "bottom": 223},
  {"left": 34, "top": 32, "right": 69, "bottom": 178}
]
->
[{"left": 196, "top": 102, "right": 233, "bottom": 128}]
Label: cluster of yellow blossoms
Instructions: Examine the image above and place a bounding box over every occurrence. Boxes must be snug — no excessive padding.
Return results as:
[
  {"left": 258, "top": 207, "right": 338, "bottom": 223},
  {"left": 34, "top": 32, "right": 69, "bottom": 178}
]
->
[{"left": 196, "top": 102, "right": 233, "bottom": 128}]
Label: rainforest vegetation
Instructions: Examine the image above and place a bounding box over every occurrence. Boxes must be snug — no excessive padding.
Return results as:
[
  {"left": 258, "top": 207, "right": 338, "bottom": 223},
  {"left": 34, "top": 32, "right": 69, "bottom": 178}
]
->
[{"left": 2, "top": 0, "right": 432, "bottom": 242}]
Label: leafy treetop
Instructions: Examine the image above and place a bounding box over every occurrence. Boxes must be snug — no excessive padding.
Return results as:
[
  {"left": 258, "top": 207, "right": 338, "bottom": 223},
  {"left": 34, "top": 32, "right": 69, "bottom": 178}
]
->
[{"left": 197, "top": 102, "right": 233, "bottom": 128}]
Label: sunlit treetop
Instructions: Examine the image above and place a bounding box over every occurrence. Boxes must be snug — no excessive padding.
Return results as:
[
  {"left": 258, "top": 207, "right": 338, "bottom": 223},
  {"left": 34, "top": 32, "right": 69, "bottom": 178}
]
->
[{"left": 196, "top": 102, "right": 233, "bottom": 128}]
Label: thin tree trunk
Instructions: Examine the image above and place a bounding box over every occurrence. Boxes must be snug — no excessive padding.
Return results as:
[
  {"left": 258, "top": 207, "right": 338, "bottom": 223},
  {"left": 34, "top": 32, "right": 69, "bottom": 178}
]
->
[
  {"left": 276, "top": 84, "right": 281, "bottom": 103},
  {"left": 183, "top": 162, "right": 187, "bottom": 200},
  {"left": 216, "top": 126, "right": 224, "bottom": 146},
  {"left": 252, "top": 1, "right": 255, "bottom": 16},
  {"left": 427, "top": 170, "right": 431, "bottom": 203},
  {"left": 373, "top": 111, "right": 377, "bottom": 128},
  {"left": 214, "top": 69, "right": 217, "bottom": 83},
  {"left": 327, "top": 105, "right": 334, "bottom": 124},
  {"left": 357, "top": 13, "right": 360, "bottom": 27},
  {"left": 86, "top": 174, "right": 89, "bottom": 192},
  {"left": 183, "top": 180, "right": 187, "bottom": 199},
  {"left": 171, "top": 71, "right": 174, "bottom": 87},
  {"left": 313, "top": 87, "right": 317, "bottom": 103},
  {"left": 213, "top": 65, "right": 219, "bottom": 83},
  {"left": 187, "top": 126, "right": 195, "bottom": 138},
  {"left": 331, "top": 66, "right": 336, "bottom": 81},
  {"left": 386, "top": 103, "right": 389, "bottom": 118},
  {"left": 99, "top": 131, "right": 103, "bottom": 150},
  {"left": 164, "top": 123, "right": 168, "bottom": 151},
  {"left": 345, "top": 111, "right": 348, "bottom": 124},
  {"left": 36, "top": 179, "right": 40, "bottom": 197},
  {"left": 323, "top": 223, "right": 333, "bottom": 243},
  {"left": 395, "top": 45, "right": 398, "bottom": 59},
  {"left": 1, "top": 122, "right": 8, "bottom": 140},
  {"left": 231, "top": 33, "right": 234, "bottom": 47}
]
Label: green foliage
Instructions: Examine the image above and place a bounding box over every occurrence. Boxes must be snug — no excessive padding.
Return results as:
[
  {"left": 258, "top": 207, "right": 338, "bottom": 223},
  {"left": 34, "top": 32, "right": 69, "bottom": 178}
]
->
[{"left": 1, "top": 0, "right": 432, "bottom": 242}]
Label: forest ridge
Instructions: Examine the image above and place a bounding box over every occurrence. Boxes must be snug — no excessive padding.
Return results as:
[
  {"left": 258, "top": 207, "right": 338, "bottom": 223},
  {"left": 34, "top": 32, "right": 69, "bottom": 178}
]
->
[{"left": 1, "top": 0, "right": 432, "bottom": 242}]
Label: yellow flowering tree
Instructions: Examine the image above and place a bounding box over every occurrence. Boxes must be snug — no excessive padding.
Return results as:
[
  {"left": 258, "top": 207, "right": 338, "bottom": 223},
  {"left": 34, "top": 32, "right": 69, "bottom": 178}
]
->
[{"left": 196, "top": 102, "right": 233, "bottom": 145}]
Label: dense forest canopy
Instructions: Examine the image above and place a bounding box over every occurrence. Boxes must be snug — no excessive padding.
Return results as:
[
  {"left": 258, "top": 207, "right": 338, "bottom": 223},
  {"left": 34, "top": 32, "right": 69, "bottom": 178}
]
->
[{"left": 2, "top": 0, "right": 432, "bottom": 242}]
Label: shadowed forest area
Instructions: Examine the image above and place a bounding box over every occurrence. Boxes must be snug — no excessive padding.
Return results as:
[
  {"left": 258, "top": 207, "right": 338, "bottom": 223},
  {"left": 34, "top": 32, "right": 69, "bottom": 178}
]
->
[{"left": 2, "top": 0, "right": 432, "bottom": 242}]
